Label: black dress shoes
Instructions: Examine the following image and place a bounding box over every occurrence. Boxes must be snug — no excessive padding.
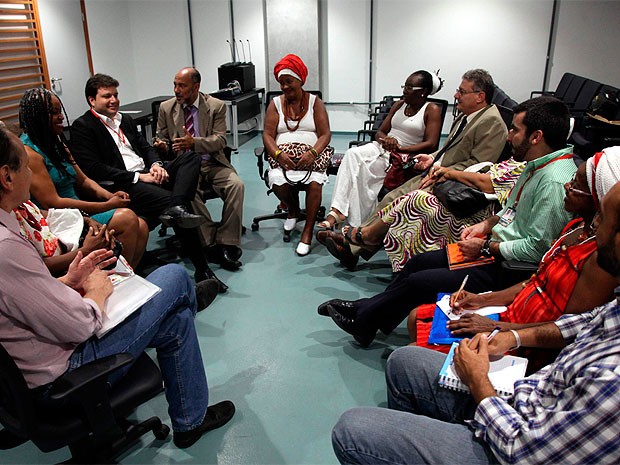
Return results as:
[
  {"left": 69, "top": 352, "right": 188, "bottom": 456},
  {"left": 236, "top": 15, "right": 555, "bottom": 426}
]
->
[
  {"left": 327, "top": 304, "right": 375, "bottom": 348},
  {"left": 173, "top": 400, "right": 236, "bottom": 449},
  {"left": 195, "top": 278, "right": 220, "bottom": 311},
  {"left": 159, "top": 205, "right": 206, "bottom": 229},
  {"left": 195, "top": 268, "right": 228, "bottom": 294},
  {"left": 206, "top": 244, "right": 242, "bottom": 271},
  {"left": 224, "top": 244, "right": 243, "bottom": 261},
  {"left": 317, "top": 299, "right": 357, "bottom": 317}
]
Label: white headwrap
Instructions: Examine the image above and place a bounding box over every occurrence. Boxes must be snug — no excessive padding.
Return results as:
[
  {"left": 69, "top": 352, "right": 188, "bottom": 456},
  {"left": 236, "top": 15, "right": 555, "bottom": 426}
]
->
[
  {"left": 430, "top": 70, "right": 444, "bottom": 95},
  {"left": 277, "top": 68, "right": 301, "bottom": 82},
  {"left": 585, "top": 146, "right": 620, "bottom": 208}
]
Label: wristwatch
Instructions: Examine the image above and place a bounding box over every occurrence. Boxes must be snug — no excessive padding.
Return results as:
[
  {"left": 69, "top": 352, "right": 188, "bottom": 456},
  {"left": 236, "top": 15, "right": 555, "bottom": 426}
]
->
[{"left": 480, "top": 238, "right": 492, "bottom": 257}]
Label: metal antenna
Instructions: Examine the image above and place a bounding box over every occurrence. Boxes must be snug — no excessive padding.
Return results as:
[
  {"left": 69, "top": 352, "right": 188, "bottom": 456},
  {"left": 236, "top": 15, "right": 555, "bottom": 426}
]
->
[
  {"left": 226, "top": 39, "right": 234, "bottom": 62},
  {"left": 239, "top": 39, "right": 246, "bottom": 62},
  {"left": 247, "top": 39, "right": 252, "bottom": 62}
]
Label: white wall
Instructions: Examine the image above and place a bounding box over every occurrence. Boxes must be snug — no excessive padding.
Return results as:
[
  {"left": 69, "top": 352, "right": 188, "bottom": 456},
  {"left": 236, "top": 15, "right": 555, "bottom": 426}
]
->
[
  {"left": 126, "top": 0, "right": 191, "bottom": 100},
  {"left": 82, "top": 0, "right": 137, "bottom": 102},
  {"left": 38, "top": 0, "right": 92, "bottom": 121},
  {"left": 190, "top": 0, "right": 233, "bottom": 93},
  {"left": 549, "top": 0, "right": 620, "bottom": 90},
  {"left": 233, "top": 0, "right": 267, "bottom": 90},
  {"left": 323, "top": 0, "right": 371, "bottom": 132},
  {"left": 36, "top": 0, "right": 620, "bottom": 133},
  {"left": 374, "top": 0, "right": 553, "bottom": 105},
  {"left": 265, "top": 0, "right": 320, "bottom": 91}
]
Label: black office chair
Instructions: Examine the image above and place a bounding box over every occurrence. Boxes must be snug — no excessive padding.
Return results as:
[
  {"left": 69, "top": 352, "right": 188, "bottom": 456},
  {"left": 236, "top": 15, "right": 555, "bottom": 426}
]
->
[
  {"left": 530, "top": 72, "right": 576, "bottom": 100},
  {"left": 571, "top": 87, "right": 620, "bottom": 159},
  {"left": 0, "top": 344, "right": 168, "bottom": 463}
]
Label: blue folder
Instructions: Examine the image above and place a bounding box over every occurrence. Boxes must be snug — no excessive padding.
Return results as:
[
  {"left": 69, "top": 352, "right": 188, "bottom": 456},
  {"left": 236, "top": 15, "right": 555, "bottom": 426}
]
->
[{"left": 428, "top": 293, "right": 500, "bottom": 345}]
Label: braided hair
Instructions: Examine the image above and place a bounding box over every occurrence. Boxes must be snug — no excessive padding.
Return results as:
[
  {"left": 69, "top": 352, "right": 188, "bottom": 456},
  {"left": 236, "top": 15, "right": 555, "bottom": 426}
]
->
[{"left": 19, "top": 88, "right": 73, "bottom": 177}]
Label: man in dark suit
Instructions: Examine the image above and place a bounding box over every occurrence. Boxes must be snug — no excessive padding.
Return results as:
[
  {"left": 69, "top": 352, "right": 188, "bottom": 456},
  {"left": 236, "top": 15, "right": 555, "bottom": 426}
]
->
[
  {"left": 155, "top": 67, "right": 245, "bottom": 271},
  {"left": 71, "top": 74, "right": 228, "bottom": 291}
]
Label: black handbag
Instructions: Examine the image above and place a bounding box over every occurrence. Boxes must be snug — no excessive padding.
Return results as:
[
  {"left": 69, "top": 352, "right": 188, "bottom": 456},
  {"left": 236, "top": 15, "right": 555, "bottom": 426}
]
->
[{"left": 432, "top": 180, "right": 491, "bottom": 218}]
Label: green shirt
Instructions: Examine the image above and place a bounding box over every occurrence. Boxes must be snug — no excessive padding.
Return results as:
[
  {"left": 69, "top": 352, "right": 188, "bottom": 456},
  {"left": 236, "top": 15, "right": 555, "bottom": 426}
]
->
[{"left": 493, "top": 146, "right": 576, "bottom": 262}]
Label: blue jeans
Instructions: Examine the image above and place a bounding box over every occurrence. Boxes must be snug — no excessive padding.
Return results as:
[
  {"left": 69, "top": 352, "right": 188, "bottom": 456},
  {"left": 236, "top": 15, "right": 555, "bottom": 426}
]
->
[
  {"left": 69, "top": 264, "right": 209, "bottom": 433},
  {"left": 332, "top": 346, "right": 499, "bottom": 465}
]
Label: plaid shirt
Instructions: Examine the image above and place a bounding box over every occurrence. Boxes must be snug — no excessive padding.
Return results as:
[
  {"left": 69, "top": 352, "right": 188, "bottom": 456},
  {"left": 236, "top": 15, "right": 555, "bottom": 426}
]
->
[{"left": 469, "top": 290, "right": 620, "bottom": 464}]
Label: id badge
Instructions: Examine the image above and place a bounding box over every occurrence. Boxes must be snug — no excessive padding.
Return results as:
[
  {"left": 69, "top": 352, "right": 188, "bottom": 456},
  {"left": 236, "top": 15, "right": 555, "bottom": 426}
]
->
[{"left": 498, "top": 207, "right": 516, "bottom": 227}]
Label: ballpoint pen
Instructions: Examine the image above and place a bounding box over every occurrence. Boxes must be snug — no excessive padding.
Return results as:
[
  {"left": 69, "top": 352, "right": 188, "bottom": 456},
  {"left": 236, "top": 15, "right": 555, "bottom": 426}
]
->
[{"left": 454, "top": 274, "right": 469, "bottom": 302}]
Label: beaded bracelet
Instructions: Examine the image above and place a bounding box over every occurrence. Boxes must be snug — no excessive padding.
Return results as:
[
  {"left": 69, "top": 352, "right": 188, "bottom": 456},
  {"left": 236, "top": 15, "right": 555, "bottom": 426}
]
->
[
  {"left": 273, "top": 149, "right": 282, "bottom": 159},
  {"left": 310, "top": 148, "right": 319, "bottom": 159},
  {"left": 509, "top": 329, "right": 521, "bottom": 349}
]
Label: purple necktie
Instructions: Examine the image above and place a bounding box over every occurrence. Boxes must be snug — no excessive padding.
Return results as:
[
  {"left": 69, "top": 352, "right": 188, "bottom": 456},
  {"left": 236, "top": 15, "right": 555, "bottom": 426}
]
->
[{"left": 184, "top": 105, "right": 196, "bottom": 136}]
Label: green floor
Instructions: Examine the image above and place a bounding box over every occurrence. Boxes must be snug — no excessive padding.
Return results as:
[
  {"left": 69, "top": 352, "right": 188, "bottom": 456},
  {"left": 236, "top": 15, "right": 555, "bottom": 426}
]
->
[{"left": 7, "top": 133, "right": 411, "bottom": 464}]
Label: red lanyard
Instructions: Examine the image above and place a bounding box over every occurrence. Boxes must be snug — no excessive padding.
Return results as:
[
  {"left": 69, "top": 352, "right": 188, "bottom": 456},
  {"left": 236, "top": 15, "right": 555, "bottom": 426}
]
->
[
  {"left": 513, "top": 154, "right": 573, "bottom": 207},
  {"left": 90, "top": 109, "right": 126, "bottom": 145}
]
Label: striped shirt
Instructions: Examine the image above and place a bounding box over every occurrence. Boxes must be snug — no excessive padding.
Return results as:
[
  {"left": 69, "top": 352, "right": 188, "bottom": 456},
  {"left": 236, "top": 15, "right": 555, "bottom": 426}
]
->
[
  {"left": 494, "top": 146, "right": 576, "bottom": 262},
  {"left": 470, "top": 290, "right": 620, "bottom": 464}
]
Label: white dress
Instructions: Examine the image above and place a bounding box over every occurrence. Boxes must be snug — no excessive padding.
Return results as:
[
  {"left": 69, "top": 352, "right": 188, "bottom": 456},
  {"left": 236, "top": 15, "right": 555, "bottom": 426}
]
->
[
  {"left": 268, "top": 93, "right": 328, "bottom": 187},
  {"left": 330, "top": 101, "right": 429, "bottom": 226}
]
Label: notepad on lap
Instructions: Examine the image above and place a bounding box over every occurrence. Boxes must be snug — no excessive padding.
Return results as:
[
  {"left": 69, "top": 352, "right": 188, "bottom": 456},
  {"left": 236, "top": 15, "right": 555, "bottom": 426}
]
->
[
  {"left": 428, "top": 294, "right": 500, "bottom": 345},
  {"left": 96, "top": 256, "right": 161, "bottom": 337},
  {"left": 446, "top": 243, "right": 495, "bottom": 270},
  {"left": 438, "top": 342, "right": 528, "bottom": 397}
]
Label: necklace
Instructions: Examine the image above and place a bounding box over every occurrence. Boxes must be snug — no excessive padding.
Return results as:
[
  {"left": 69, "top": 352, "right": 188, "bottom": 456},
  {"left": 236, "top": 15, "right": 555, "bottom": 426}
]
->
[
  {"left": 283, "top": 91, "right": 308, "bottom": 131},
  {"left": 404, "top": 102, "right": 423, "bottom": 118}
]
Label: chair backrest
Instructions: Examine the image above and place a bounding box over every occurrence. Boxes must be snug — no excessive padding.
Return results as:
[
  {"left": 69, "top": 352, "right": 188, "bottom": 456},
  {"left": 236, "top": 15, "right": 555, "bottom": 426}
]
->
[
  {"left": 495, "top": 105, "right": 515, "bottom": 162},
  {"left": 428, "top": 97, "right": 449, "bottom": 135},
  {"left": 0, "top": 343, "right": 37, "bottom": 442},
  {"left": 553, "top": 72, "right": 576, "bottom": 100},
  {"left": 150, "top": 99, "right": 168, "bottom": 141},
  {"left": 572, "top": 79, "right": 602, "bottom": 112},
  {"left": 562, "top": 75, "right": 587, "bottom": 106}
]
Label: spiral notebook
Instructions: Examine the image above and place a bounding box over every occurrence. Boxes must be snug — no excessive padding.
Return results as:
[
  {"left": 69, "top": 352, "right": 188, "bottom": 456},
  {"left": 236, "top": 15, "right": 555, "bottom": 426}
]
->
[{"left": 438, "top": 342, "right": 528, "bottom": 397}]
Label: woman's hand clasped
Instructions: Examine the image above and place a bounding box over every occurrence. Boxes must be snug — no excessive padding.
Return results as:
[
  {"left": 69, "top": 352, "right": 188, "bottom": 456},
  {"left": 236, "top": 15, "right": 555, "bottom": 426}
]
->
[
  {"left": 380, "top": 136, "right": 399, "bottom": 152},
  {"left": 295, "top": 151, "right": 316, "bottom": 170},
  {"left": 277, "top": 151, "right": 295, "bottom": 170}
]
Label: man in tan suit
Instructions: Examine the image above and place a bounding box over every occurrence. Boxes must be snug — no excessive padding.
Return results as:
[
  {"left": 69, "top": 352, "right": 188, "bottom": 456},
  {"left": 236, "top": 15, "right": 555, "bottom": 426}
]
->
[
  {"left": 156, "top": 67, "right": 245, "bottom": 271},
  {"left": 318, "top": 69, "right": 508, "bottom": 269}
]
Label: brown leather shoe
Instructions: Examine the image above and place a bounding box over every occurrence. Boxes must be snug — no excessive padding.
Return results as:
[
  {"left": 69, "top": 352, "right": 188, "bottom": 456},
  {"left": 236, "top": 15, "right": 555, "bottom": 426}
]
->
[{"left": 320, "top": 231, "right": 359, "bottom": 270}]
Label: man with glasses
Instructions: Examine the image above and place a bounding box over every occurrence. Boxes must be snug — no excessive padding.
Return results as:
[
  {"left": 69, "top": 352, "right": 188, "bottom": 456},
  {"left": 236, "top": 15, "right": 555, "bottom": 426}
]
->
[
  {"left": 320, "top": 96, "right": 577, "bottom": 348},
  {"left": 321, "top": 69, "right": 508, "bottom": 269}
]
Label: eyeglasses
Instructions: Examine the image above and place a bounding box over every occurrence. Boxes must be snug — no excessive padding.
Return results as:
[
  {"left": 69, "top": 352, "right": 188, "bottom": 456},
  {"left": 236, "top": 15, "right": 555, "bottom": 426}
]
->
[
  {"left": 401, "top": 85, "right": 424, "bottom": 92},
  {"left": 566, "top": 176, "right": 591, "bottom": 196},
  {"left": 455, "top": 88, "right": 482, "bottom": 96}
]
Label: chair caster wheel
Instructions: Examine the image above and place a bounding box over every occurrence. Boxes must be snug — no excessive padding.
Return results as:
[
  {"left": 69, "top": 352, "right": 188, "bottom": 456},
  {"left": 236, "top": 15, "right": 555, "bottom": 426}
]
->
[
  {"left": 153, "top": 423, "right": 170, "bottom": 440},
  {"left": 251, "top": 223, "right": 259, "bottom": 232},
  {"left": 283, "top": 230, "right": 291, "bottom": 242}
]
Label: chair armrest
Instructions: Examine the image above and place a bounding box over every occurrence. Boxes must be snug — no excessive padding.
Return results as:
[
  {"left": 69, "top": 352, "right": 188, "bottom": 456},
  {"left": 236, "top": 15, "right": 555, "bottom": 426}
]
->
[
  {"left": 501, "top": 260, "right": 538, "bottom": 272},
  {"left": 48, "top": 353, "right": 133, "bottom": 400},
  {"left": 499, "top": 260, "right": 538, "bottom": 288},
  {"left": 254, "top": 147, "right": 265, "bottom": 178},
  {"left": 349, "top": 140, "right": 372, "bottom": 148},
  {"left": 356, "top": 129, "right": 377, "bottom": 141}
]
